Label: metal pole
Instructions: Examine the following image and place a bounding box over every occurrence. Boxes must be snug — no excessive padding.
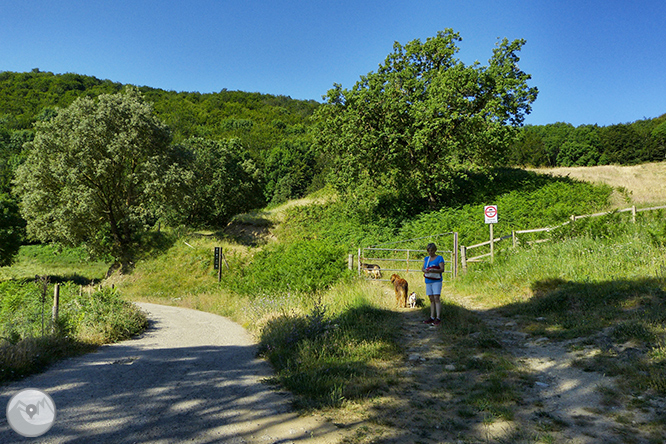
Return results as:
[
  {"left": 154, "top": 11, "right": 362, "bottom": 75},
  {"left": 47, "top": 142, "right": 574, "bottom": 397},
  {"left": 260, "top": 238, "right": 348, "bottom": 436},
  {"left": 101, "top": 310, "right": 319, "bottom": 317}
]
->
[
  {"left": 217, "top": 248, "right": 222, "bottom": 283},
  {"left": 453, "top": 232, "right": 458, "bottom": 277},
  {"left": 490, "top": 223, "right": 494, "bottom": 264}
]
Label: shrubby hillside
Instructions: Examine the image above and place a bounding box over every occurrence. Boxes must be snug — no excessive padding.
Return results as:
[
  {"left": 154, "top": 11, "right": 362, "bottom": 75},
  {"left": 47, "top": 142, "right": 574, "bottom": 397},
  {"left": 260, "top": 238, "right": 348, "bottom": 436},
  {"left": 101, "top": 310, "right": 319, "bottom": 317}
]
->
[{"left": 0, "top": 69, "right": 322, "bottom": 204}]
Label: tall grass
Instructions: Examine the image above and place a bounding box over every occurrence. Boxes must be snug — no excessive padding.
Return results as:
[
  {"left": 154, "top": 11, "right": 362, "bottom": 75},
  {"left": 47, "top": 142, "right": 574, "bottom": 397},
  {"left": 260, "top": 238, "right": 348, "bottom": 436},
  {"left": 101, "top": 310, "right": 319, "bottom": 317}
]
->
[
  {"left": 0, "top": 281, "right": 147, "bottom": 383},
  {"left": 257, "top": 281, "right": 402, "bottom": 409},
  {"left": 447, "top": 213, "right": 666, "bottom": 399},
  {"left": 0, "top": 244, "right": 148, "bottom": 384},
  {"left": 452, "top": 212, "right": 666, "bottom": 307}
]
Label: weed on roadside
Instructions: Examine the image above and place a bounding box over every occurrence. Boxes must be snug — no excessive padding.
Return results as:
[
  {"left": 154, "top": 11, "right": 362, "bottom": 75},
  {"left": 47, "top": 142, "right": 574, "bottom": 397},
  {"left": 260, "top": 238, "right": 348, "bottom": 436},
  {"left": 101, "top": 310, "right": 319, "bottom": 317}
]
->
[
  {"left": 258, "top": 299, "right": 402, "bottom": 409},
  {"left": 0, "top": 281, "right": 147, "bottom": 384}
]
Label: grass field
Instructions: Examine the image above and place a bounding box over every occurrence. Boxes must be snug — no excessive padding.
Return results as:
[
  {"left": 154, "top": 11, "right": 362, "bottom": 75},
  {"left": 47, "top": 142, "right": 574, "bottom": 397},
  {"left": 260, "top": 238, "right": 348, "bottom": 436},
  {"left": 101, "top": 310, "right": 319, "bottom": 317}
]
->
[{"left": 531, "top": 161, "right": 666, "bottom": 207}]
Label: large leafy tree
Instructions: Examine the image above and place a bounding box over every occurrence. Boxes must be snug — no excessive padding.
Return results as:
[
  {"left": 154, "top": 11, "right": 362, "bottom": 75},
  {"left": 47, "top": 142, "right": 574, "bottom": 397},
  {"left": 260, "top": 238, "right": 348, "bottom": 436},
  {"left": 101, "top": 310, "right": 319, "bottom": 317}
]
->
[
  {"left": 0, "top": 193, "right": 24, "bottom": 266},
  {"left": 170, "top": 137, "right": 264, "bottom": 228},
  {"left": 14, "top": 86, "right": 187, "bottom": 269},
  {"left": 314, "top": 29, "right": 538, "bottom": 209}
]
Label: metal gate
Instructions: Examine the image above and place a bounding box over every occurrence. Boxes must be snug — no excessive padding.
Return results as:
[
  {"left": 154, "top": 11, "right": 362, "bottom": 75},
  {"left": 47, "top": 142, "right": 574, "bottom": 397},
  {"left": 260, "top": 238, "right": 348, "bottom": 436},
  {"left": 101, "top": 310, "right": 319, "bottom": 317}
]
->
[{"left": 357, "top": 233, "right": 458, "bottom": 281}]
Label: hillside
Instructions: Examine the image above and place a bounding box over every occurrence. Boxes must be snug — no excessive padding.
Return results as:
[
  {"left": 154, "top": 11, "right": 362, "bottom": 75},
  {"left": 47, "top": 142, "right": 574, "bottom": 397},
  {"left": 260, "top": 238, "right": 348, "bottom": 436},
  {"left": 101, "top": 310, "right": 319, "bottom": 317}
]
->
[
  {"left": 115, "top": 164, "right": 666, "bottom": 443},
  {"left": 532, "top": 161, "right": 666, "bottom": 207},
  {"left": 0, "top": 70, "right": 325, "bottom": 223},
  {"left": 0, "top": 69, "right": 319, "bottom": 148}
]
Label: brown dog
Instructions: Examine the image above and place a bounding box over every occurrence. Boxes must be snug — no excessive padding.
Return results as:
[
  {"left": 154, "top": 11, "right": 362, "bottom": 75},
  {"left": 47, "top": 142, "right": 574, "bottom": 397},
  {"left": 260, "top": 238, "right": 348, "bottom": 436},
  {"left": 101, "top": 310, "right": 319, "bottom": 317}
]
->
[{"left": 390, "top": 274, "right": 409, "bottom": 308}]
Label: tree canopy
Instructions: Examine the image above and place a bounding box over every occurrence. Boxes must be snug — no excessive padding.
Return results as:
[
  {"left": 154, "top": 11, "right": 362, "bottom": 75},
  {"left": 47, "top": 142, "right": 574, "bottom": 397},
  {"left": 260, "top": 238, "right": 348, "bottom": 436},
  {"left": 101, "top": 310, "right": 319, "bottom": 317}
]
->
[
  {"left": 14, "top": 86, "right": 187, "bottom": 268},
  {"left": 0, "top": 193, "right": 24, "bottom": 267},
  {"left": 314, "top": 29, "right": 538, "bottom": 209},
  {"left": 509, "top": 115, "right": 666, "bottom": 168},
  {"left": 169, "top": 137, "right": 265, "bottom": 227}
]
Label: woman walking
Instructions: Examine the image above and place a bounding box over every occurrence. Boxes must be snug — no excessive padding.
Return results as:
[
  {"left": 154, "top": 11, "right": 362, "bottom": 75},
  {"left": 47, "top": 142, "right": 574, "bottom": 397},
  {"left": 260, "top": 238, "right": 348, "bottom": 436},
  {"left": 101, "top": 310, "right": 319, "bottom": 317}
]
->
[{"left": 422, "top": 243, "right": 446, "bottom": 325}]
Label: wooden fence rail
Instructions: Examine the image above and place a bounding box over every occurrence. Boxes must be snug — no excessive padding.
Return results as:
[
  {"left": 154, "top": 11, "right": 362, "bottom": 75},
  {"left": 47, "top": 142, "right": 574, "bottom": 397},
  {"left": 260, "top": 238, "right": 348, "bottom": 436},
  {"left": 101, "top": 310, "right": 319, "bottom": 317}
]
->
[{"left": 460, "top": 204, "right": 666, "bottom": 272}]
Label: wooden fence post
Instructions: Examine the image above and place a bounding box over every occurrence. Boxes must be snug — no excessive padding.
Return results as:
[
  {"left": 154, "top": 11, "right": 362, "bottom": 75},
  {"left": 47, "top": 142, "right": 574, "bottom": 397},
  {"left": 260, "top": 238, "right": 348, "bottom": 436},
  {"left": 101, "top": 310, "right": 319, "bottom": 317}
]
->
[
  {"left": 348, "top": 254, "right": 353, "bottom": 270},
  {"left": 460, "top": 245, "right": 467, "bottom": 272},
  {"left": 512, "top": 230, "right": 516, "bottom": 248},
  {"left": 632, "top": 205, "right": 636, "bottom": 224},
  {"left": 52, "top": 284, "right": 60, "bottom": 333}
]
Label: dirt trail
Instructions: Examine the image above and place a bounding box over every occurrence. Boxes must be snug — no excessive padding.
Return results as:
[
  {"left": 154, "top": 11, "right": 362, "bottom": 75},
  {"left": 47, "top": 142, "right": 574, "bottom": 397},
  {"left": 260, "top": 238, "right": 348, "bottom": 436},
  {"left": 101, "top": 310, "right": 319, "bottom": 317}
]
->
[
  {"left": 0, "top": 303, "right": 343, "bottom": 444},
  {"left": 364, "top": 298, "right": 662, "bottom": 443},
  {"left": 328, "top": 284, "right": 665, "bottom": 444}
]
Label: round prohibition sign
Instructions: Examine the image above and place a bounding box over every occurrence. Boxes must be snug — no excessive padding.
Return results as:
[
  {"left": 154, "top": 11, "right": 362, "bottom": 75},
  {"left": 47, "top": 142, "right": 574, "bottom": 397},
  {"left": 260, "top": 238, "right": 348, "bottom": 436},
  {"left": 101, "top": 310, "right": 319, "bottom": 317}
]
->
[{"left": 484, "top": 206, "right": 497, "bottom": 218}]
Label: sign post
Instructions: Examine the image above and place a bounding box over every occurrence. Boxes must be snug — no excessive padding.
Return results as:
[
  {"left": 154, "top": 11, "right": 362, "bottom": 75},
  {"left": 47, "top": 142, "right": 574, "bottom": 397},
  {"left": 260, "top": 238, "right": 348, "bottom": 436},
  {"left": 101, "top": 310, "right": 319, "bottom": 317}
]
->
[
  {"left": 213, "top": 247, "right": 223, "bottom": 282},
  {"left": 213, "top": 247, "right": 220, "bottom": 270},
  {"left": 484, "top": 205, "right": 498, "bottom": 263}
]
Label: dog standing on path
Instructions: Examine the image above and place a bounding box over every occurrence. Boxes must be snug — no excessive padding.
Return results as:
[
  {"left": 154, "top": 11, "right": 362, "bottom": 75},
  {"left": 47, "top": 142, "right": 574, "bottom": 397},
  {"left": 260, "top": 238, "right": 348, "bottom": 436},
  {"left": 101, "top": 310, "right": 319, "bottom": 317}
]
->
[
  {"left": 390, "top": 274, "right": 409, "bottom": 308},
  {"left": 408, "top": 292, "right": 417, "bottom": 308}
]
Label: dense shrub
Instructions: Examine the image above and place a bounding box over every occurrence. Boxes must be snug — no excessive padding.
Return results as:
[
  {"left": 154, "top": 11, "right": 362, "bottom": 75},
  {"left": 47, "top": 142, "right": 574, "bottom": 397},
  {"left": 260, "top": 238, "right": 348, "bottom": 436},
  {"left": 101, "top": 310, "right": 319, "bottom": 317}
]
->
[
  {"left": 0, "top": 281, "right": 147, "bottom": 345},
  {"left": 399, "top": 179, "right": 612, "bottom": 245},
  {"left": 222, "top": 238, "right": 349, "bottom": 297}
]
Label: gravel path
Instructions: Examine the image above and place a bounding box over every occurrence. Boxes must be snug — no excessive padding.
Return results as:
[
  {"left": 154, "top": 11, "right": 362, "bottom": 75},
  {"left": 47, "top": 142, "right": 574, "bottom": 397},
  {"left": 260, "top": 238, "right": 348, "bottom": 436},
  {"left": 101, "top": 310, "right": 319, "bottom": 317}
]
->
[{"left": 1, "top": 303, "right": 343, "bottom": 444}]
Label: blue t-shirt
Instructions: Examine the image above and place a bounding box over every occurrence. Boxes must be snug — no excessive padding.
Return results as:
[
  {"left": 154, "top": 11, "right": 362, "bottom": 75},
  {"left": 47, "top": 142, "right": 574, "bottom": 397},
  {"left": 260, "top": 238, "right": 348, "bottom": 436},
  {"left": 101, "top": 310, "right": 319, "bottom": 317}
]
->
[{"left": 423, "top": 255, "right": 445, "bottom": 283}]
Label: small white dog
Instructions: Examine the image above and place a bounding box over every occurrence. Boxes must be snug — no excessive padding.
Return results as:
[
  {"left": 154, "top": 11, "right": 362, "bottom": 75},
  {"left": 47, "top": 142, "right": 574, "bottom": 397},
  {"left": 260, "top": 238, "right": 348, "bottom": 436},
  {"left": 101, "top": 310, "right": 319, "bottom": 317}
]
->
[{"left": 408, "top": 292, "right": 417, "bottom": 309}]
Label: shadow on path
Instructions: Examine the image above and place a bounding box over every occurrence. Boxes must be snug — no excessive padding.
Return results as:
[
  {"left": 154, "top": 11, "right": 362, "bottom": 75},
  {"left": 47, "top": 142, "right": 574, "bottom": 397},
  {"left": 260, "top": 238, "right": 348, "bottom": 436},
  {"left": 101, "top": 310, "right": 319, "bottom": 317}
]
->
[{"left": 1, "top": 303, "right": 342, "bottom": 443}]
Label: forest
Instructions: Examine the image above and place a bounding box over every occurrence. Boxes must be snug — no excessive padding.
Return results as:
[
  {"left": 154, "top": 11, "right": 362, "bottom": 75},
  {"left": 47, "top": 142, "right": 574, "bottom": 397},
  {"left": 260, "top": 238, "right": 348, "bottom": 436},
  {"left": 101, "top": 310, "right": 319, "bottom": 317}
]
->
[
  {"left": 510, "top": 118, "right": 666, "bottom": 167},
  {"left": 2, "top": 69, "right": 665, "bottom": 204},
  {"left": 0, "top": 70, "right": 324, "bottom": 267}
]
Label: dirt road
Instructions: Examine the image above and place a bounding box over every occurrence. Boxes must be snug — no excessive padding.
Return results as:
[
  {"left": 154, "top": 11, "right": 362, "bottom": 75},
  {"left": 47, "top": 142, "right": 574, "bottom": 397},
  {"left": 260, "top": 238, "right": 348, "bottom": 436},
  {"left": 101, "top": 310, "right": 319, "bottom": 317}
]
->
[{"left": 0, "top": 303, "right": 343, "bottom": 444}]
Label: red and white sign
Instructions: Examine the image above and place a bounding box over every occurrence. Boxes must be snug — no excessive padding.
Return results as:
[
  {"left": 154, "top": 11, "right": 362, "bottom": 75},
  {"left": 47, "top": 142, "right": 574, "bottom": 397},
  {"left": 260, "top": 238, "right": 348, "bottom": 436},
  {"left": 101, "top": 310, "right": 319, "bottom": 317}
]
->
[{"left": 484, "top": 205, "right": 498, "bottom": 224}]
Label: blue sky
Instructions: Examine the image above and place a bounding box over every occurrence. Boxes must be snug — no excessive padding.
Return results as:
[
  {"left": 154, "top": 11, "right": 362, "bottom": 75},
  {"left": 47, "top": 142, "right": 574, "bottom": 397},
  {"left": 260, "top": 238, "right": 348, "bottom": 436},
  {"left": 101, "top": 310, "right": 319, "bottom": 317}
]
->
[{"left": 1, "top": 0, "right": 664, "bottom": 126}]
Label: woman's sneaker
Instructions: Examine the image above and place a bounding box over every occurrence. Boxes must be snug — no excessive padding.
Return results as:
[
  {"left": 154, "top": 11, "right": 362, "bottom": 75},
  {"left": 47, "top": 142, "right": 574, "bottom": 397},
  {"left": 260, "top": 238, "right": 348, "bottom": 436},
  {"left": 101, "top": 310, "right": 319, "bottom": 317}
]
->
[
  {"left": 433, "top": 318, "right": 441, "bottom": 326},
  {"left": 423, "top": 318, "right": 435, "bottom": 324}
]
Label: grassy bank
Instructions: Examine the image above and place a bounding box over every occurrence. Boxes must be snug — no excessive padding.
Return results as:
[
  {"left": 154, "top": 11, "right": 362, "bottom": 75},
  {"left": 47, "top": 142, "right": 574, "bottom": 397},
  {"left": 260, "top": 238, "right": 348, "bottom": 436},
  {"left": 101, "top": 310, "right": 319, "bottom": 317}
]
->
[
  {"left": 113, "top": 230, "right": 403, "bottom": 409},
  {"left": 0, "top": 246, "right": 147, "bottom": 384}
]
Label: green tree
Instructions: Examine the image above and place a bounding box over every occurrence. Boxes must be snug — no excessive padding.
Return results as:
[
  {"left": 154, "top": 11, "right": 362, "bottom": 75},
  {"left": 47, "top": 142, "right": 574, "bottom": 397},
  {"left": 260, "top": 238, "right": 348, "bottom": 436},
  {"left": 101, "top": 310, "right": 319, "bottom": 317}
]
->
[
  {"left": 509, "top": 126, "right": 549, "bottom": 167},
  {"left": 556, "top": 124, "right": 601, "bottom": 166},
  {"left": 599, "top": 124, "right": 643, "bottom": 165},
  {"left": 172, "top": 137, "right": 264, "bottom": 228},
  {"left": 314, "top": 29, "right": 538, "bottom": 209},
  {"left": 14, "top": 86, "right": 185, "bottom": 270},
  {"left": 0, "top": 193, "right": 24, "bottom": 266},
  {"left": 652, "top": 119, "right": 666, "bottom": 160},
  {"left": 263, "top": 139, "right": 318, "bottom": 204}
]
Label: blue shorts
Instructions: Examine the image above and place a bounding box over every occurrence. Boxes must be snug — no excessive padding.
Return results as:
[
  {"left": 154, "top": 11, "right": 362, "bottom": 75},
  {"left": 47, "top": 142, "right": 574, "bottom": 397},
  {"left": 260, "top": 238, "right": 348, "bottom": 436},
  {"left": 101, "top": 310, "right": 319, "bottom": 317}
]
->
[{"left": 426, "top": 280, "right": 442, "bottom": 296}]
